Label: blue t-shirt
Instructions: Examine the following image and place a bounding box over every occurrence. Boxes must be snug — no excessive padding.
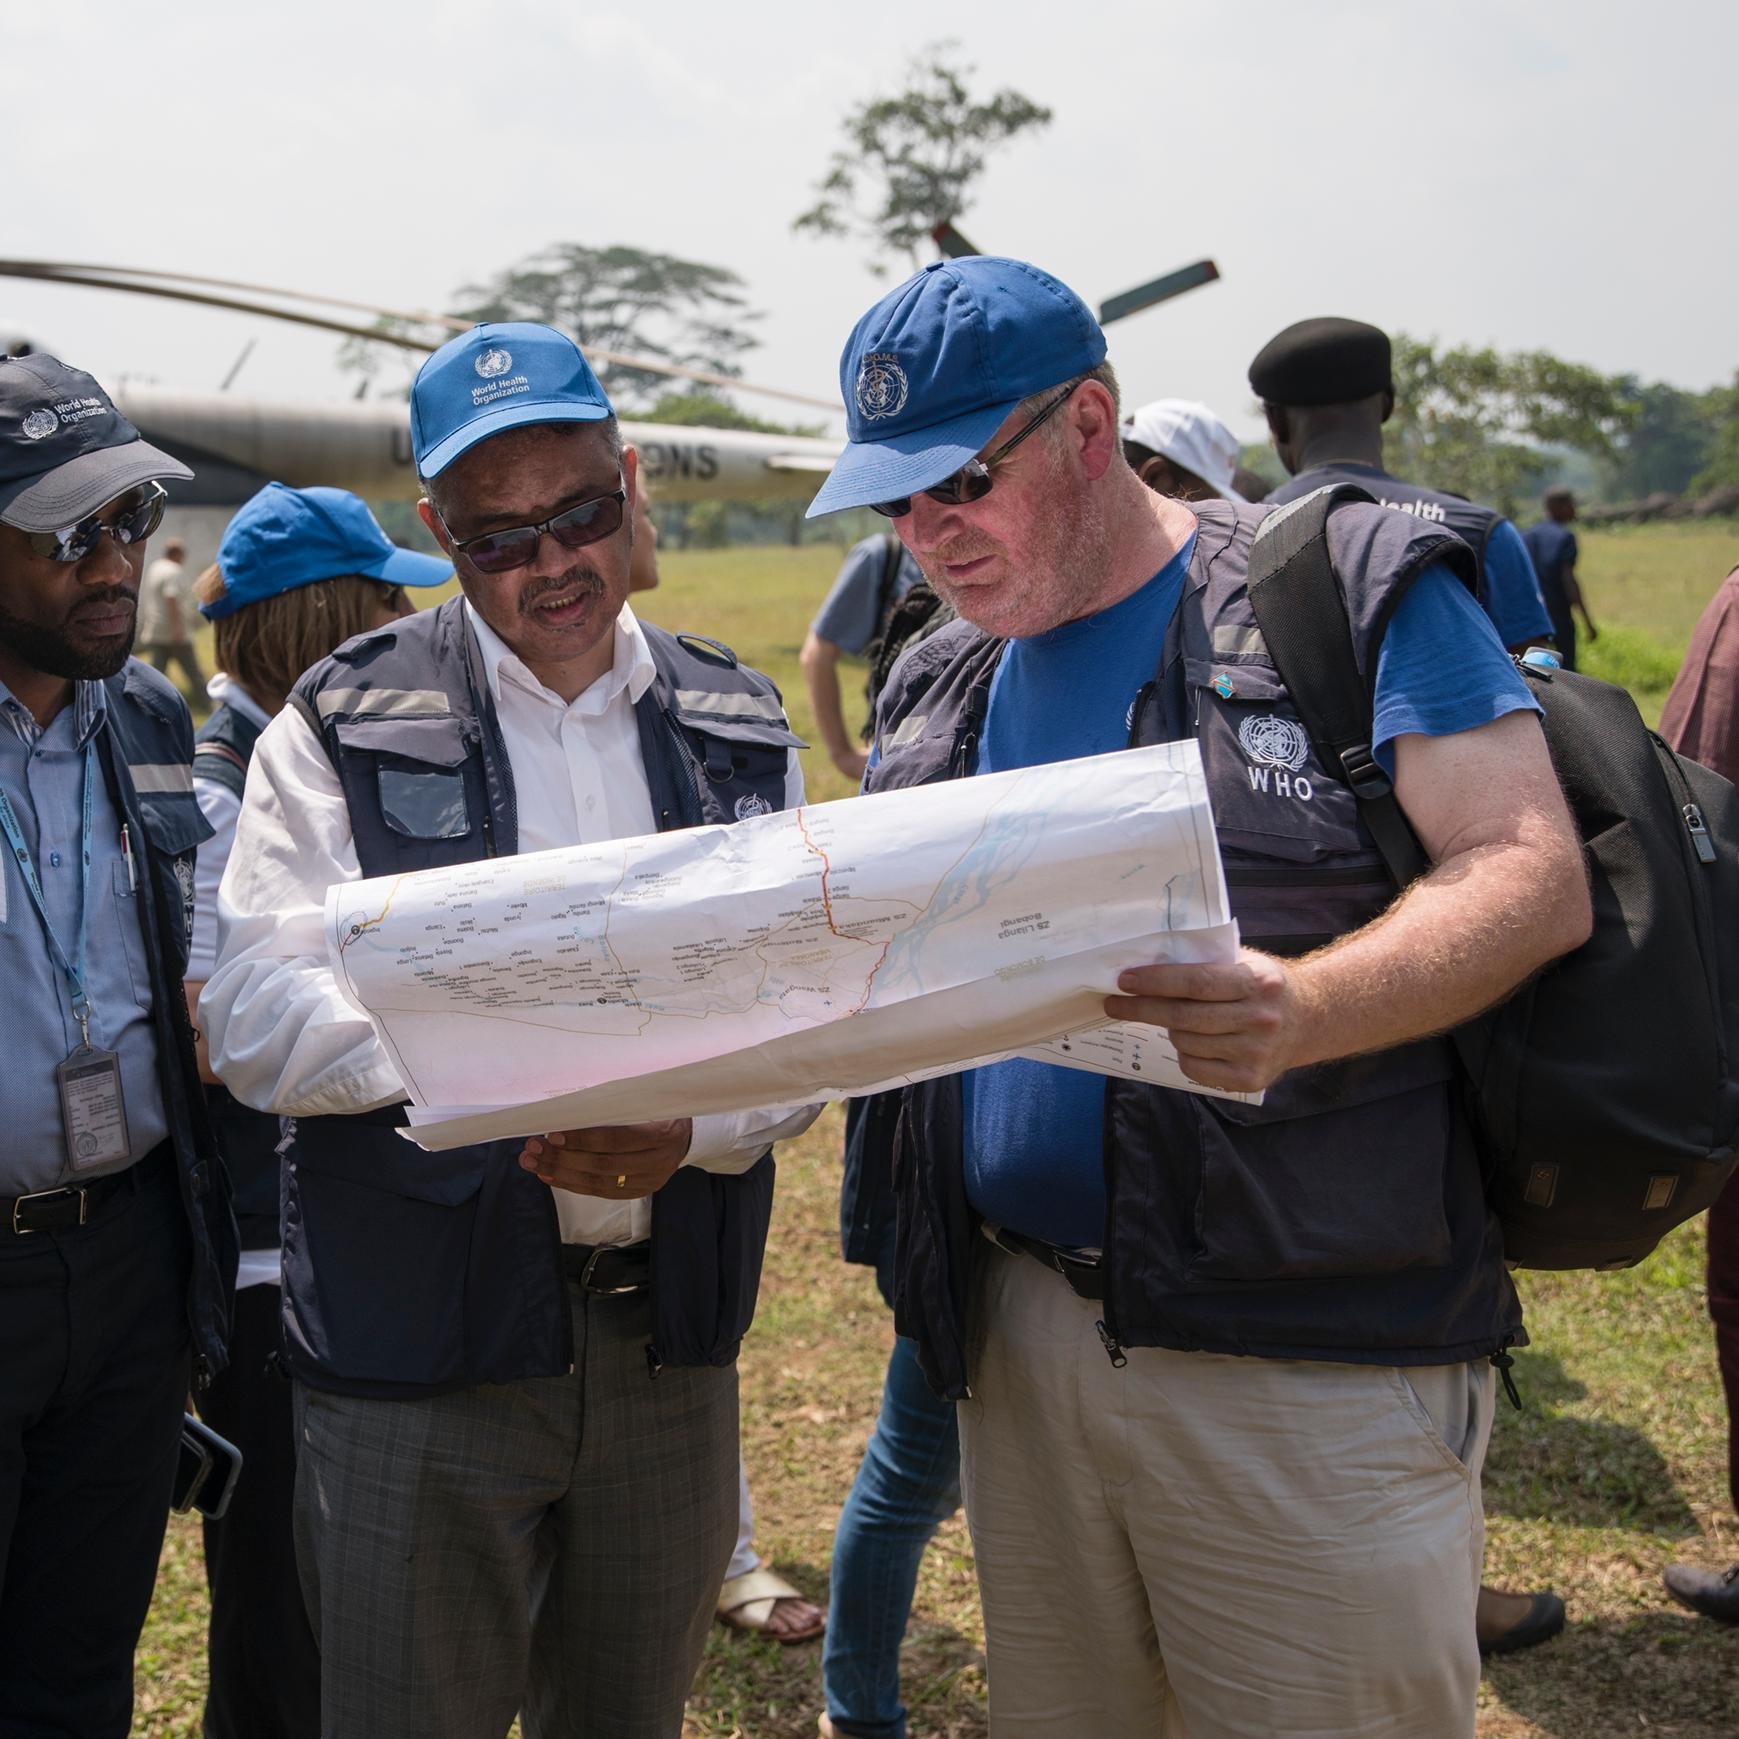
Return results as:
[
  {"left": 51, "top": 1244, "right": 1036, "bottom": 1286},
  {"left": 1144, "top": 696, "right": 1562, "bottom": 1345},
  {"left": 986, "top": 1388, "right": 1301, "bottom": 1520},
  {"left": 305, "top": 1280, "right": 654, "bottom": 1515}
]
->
[
  {"left": 962, "top": 558, "right": 1538, "bottom": 1250},
  {"left": 1481, "top": 518, "right": 1553, "bottom": 649},
  {"left": 811, "top": 534, "right": 924, "bottom": 656}
]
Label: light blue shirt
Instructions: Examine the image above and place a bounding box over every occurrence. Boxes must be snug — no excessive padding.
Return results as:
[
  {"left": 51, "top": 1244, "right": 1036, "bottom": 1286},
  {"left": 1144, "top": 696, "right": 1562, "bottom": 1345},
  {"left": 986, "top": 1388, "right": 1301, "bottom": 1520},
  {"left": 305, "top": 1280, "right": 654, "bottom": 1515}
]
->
[
  {"left": 812, "top": 534, "right": 925, "bottom": 655},
  {"left": 0, "top": 679, "right": 168, "bottom": 1193}
]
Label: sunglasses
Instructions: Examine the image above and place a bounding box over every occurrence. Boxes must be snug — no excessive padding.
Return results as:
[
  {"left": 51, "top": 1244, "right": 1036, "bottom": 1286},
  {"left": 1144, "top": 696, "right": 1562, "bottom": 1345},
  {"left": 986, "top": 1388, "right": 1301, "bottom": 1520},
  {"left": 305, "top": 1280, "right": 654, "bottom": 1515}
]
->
[
  {"left": 869, "top": 386, "right": 1077, "bottom": 520},
  {"left": 442, "top": 484, "right": 627, "bottom": 576},
  {"left": 24, "top": 482, "right": 168, "bottom": 564}
]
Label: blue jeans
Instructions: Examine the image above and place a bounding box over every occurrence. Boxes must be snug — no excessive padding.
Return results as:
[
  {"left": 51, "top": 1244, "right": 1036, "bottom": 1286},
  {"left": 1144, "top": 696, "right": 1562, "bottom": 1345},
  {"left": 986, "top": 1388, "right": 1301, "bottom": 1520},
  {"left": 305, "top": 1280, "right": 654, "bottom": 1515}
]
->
[{"left": 824, "top": 1243, "right": 962, "bottom": 1739}]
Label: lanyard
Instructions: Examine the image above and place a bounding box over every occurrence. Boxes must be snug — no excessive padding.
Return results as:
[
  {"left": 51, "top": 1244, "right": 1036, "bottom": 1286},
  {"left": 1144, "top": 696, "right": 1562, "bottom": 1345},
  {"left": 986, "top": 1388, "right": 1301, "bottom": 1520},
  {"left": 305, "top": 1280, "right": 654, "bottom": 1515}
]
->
[{"left": 0, "top": 739, "right": 97, "bottom": 1042}]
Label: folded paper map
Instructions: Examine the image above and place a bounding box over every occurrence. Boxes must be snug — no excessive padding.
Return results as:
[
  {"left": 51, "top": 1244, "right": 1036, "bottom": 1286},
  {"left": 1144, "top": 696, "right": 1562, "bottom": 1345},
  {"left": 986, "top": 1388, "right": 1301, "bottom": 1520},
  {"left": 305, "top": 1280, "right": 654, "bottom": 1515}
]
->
[{"left": 322, "top": 741, "right": 1250, "bottom": 1152}]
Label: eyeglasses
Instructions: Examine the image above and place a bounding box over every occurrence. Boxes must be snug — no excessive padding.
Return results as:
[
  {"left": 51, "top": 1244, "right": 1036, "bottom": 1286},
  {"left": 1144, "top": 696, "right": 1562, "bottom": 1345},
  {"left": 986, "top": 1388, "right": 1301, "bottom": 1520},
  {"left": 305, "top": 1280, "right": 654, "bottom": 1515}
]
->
[
  {"left": 24, "top": 482, "right": 168, "bottom": 564},
  {"left": 441, "top": 484, "right": 628, "bottom": 575},
  {"left": 869, "top": 387, "right": 1077, "bottom": 520}
]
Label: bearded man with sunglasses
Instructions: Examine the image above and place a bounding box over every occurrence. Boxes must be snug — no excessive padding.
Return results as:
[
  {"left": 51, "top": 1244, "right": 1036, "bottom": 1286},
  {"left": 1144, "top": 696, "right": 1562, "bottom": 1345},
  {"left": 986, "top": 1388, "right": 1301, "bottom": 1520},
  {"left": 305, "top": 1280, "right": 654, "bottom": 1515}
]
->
[
  {"left": 202, "top": 323, "right": 818, "bottom": 1739},
  {"left": 0, "top": 355, "right": 236, "bottom": 1737},
  {"left": 808, "top": 260, "right": 1591, "bottom": 1737}
]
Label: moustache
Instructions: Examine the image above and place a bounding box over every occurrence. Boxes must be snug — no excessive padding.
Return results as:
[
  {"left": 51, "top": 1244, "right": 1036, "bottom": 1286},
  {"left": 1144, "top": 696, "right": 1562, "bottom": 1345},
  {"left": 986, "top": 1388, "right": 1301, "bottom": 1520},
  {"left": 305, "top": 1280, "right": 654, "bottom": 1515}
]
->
[
  {"left": 519, "top": 568, "right": 605, "bottom": 612},
  {"left": 65, "top": 588, "right": 137, "bottom": 623}
]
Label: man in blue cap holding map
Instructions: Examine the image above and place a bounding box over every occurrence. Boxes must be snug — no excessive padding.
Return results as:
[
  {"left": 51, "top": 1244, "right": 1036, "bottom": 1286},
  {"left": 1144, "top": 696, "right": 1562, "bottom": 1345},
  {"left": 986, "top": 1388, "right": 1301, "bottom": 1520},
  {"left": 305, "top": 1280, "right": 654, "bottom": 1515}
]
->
[
  {"left": 810, "top": 258, "right": 1592, "bottom": 1735},
  {"left": 203, "top": 324, "right": 819, "bottom": 1738}
]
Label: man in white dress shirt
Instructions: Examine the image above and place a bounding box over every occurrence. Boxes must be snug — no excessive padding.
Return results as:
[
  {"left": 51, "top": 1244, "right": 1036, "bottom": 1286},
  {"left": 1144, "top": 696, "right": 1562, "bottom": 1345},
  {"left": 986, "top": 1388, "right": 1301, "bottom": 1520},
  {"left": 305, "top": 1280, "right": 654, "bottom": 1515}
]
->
[{"left": 201, "top": 323, "right": 818, "bottom": 1739}]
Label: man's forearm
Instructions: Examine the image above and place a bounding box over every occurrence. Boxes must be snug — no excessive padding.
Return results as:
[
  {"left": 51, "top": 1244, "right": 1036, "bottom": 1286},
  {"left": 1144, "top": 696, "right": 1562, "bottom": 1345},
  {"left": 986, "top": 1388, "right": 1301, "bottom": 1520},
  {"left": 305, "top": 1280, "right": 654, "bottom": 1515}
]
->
[
  {"left": 800, "top": 635, "right": 862, "bottom": 771},
  {"left": 1285, "top": 837, "right": 1588, "bottom": 1069}
]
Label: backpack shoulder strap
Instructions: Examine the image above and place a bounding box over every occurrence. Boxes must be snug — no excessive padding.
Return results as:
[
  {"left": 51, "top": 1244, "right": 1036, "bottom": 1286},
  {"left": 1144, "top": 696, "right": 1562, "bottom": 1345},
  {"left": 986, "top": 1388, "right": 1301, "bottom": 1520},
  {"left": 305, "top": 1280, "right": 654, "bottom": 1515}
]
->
[{"left": 1245, "top": 484, "right": 1427, "bottom": 888}]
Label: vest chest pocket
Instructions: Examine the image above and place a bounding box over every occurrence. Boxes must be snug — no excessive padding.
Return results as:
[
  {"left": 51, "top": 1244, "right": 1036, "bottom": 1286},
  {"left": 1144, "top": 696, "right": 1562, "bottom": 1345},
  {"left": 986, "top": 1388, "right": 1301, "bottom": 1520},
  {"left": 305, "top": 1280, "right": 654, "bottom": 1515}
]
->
[
  {"left": 334, "top": 715, "right": 474, "bottom": 842},
  {"left": 1186, "top": 657, "right": 1363, "bottom": 861},
  {"left": 668, "top": 705, "right": 804, "bottom": 823}
]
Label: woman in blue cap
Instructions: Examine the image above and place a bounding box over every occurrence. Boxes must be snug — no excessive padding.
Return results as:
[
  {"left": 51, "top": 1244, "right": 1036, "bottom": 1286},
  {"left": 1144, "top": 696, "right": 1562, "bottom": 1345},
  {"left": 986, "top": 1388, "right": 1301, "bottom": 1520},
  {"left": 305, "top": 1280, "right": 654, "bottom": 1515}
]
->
[{"left": 182, "top": 483, "right": 450, "bottom": 1739}]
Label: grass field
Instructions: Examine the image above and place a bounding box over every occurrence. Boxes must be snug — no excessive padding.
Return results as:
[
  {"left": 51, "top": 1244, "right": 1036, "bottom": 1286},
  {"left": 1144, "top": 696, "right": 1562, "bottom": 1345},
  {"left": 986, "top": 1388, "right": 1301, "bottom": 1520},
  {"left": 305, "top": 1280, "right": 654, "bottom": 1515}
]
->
[{"left": 136, "top": 526, "right": 1739, "bottom": 1736}]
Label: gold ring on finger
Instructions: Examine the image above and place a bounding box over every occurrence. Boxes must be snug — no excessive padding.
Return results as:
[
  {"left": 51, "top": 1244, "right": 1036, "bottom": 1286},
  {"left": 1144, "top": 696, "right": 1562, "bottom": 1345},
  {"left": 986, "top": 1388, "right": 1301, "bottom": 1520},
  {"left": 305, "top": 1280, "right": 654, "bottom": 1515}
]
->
[{"left": 616, "top": 1173, "right": 627, "bottom": 1189}]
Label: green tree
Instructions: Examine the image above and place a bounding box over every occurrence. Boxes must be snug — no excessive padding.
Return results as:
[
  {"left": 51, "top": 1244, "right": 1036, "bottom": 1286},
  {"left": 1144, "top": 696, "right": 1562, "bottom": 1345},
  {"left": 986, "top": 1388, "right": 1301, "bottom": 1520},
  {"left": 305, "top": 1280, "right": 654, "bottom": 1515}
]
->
[
  {"left": 1689, "top": 373, "right": 1739, "bottom": 495},
  {"left": 453, "top": 244, "right": 760, "bottom": 410},
  {"left": 794, "top": 41, "right": 1052, "bottom": 270},
  {"left": 1384, "top": 336, "right": 1638, "bottom": 515},
  {"left": 1600, "top": 379, "right": 1719, "bottom": 500}
]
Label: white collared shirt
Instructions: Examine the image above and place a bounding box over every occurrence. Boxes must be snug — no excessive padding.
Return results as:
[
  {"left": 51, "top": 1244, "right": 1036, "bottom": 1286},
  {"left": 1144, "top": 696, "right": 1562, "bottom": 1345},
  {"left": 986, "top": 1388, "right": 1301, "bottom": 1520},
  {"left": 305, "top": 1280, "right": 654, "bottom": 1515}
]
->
[{"left": 201, "top": 602, "right": 818, "bottom": 1247}]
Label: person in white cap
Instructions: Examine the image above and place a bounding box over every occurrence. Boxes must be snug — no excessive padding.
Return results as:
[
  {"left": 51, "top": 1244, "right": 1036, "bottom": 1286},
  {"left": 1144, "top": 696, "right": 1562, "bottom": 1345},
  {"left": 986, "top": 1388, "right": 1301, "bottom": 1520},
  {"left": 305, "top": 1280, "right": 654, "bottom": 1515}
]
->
[{"left": 1119, "top": 399, "right": 1246, "bottom": 505}]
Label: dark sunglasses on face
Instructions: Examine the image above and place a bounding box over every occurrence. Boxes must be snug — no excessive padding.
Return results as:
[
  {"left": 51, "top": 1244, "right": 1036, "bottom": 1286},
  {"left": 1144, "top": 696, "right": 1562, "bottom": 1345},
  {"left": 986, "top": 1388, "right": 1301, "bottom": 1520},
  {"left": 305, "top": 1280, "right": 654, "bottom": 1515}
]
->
[
  {"left": 869, "top": 386, "right": 1078, "bottom": 520},
  {"left": 24, "top": 482, "right": 168, "bottom": 563},
  {"left": 442, "top": 484, "right": 628, "bottom": 576}
]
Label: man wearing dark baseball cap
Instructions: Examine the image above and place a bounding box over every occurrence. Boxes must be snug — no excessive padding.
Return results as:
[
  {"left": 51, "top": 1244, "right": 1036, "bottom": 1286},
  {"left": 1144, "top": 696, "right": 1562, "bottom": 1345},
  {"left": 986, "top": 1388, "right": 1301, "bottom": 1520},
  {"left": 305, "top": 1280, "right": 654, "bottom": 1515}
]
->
[
  {"left": 813, "top": 258, "right": 1590, "bottom": 1734},
  {"left": 0, "top": 354, "right": 235, "bottom": 1737}
]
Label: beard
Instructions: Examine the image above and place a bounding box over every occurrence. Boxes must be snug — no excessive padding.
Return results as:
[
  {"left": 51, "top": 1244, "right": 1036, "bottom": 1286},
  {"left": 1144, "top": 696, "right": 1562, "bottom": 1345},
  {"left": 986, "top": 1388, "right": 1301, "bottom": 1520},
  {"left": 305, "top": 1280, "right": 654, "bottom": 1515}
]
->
[{"left": 0, "top": 590, "right": 136, "bottom": 682}]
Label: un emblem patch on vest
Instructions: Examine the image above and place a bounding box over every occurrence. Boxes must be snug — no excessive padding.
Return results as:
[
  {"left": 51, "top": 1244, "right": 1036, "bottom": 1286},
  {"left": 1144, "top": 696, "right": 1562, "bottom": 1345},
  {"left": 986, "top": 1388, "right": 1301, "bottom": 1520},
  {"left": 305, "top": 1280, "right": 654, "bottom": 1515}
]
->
[
  {"left": 855, "top": 354, "right": 909, "bottom": 422},
  {"left": 1237, "top": 714, "right": 1315, "bottom": 801},
  {"left": 1237, "top": 714, "right": 1309, "bottom": 772},
  {"left": 734, "top": 792, "right": 773, "bottom": 820}
]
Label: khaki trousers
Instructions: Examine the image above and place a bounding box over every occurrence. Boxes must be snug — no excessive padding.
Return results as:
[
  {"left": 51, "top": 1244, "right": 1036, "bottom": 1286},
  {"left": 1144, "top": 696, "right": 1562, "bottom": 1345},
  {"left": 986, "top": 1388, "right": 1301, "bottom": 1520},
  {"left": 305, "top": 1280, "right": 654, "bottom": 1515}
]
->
[{"left": 958, "top": 1243, "right": 1494, "bottom": 1738}]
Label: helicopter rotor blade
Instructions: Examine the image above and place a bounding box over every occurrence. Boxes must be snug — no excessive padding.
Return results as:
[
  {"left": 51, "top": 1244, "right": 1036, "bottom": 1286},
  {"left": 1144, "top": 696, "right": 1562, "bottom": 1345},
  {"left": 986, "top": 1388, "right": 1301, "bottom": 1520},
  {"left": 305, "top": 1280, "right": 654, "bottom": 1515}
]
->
[
  {"left": 0, "top": 259, "right": 841, "bottom": 413},
  {"left": 931, "top": 221, "right": 983, "bottom": 260},
  {"left": 1098, "top": 260, "right": 1220, "bottom": 326}
]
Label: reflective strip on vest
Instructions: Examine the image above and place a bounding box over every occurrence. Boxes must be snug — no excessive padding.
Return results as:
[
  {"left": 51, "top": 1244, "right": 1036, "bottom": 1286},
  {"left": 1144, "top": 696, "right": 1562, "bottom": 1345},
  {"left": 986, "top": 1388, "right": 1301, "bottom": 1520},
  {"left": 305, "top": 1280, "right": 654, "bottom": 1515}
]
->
[
  {"left": 885, "top": 713, "right": 929, "bottom": 751},
  {"left": 129, "top": 762, "right": 194, "bottom": 793},
  {"left": 316, "top": 687, "right": 452, "bottom": 721},
  {"left": 673, "top": 688, "right": 786, "bottom": 721},
  {"left": 1212, "top": 624, "right": 1268, "bottom": 658}
]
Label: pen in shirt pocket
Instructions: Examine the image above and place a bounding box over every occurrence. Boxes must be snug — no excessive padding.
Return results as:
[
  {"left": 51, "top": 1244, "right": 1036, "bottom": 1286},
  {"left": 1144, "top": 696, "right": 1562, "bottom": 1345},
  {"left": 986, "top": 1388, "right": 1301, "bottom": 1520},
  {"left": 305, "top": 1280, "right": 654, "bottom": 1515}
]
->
[{"left": 121, "top": 822, "right": 136, "bottom": 892}]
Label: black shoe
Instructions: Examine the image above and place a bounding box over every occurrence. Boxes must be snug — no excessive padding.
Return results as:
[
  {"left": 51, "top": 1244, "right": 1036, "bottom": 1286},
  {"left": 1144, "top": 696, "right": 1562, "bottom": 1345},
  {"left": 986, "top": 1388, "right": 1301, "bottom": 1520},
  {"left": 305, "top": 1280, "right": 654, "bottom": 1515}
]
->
[
  {"left": 1477, "top": 1586, "right": 1567, "bottom": 1657},
  {"left": 1662, "top": 1561, "right": 1739, "bottom": 1622}
]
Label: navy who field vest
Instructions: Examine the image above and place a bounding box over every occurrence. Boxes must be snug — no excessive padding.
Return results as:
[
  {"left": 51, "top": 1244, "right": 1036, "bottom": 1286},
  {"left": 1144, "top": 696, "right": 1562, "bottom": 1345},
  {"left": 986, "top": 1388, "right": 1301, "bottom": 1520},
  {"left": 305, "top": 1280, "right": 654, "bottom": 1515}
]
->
[
  {"left": 280, "top": 597, "right": 800, "bottom": 1398},
  {"left": 1270, "top": 460, "right": 1504, "bottom": 596},
  {"left": 99, "top": 660, "right": 237, "bottom": 1384},
  {"left": 192, "top": 701, "right": 284, "bottom": 1248},
  {"left": 868, "top": 498, "right": 1523, "bottom": 1399}
]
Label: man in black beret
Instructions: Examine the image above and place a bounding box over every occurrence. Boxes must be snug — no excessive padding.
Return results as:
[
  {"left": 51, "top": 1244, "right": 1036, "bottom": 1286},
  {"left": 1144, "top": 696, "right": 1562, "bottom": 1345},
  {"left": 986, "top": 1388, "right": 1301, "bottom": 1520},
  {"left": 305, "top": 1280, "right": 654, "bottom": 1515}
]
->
[
  {"left": 1252, "top": 318, "right": 1554, "bottom": 657},
  {"left": 1251, "top": 315, "right": 1566, "bottom": 1659}
]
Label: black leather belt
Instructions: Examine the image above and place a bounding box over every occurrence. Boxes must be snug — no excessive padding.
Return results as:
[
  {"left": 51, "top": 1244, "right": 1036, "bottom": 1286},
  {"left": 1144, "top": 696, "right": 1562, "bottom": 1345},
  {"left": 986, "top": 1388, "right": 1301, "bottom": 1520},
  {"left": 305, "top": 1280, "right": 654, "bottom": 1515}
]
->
[
  {"left": 3, "top": 1142, "right": 172, "bottom": 1238},
  {"left": 560, "top": 1239, "right": 652, "bottom": 1296},
  {"left": 992, "top": 1225, "right": 1105, "bottom": 1300}
]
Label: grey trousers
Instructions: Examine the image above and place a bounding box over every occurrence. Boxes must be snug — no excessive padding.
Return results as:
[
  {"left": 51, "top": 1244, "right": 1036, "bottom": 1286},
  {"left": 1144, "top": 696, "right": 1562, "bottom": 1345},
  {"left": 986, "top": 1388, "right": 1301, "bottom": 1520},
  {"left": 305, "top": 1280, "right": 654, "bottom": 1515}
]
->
[{"left": 292, "top": 1284, "right": 738, "bottom": 1739}]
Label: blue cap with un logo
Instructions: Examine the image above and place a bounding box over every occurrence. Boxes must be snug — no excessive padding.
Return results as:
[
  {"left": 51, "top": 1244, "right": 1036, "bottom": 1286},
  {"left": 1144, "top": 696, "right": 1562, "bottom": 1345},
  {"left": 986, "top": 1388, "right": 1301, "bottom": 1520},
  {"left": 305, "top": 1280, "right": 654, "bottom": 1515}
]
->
[
  {"left": 202, "top": 483, "right": 453, "bottom": 620},
  {"left": 411, "top": 322, "right": 614, "bottom": 479},
  {"left": 806, "top": 257, "right": 1107, "bottom": 518}
]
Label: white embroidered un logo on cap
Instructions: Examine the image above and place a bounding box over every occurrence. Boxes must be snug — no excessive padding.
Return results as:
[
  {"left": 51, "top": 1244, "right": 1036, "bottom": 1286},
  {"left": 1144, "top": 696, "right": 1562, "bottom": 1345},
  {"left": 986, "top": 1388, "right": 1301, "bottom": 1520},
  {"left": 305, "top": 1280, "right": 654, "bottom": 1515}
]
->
[
  {"left": 20, "top": 408, "right": 58, "bottom": 440},
  {"left": 474, "top": 347, "right": 513, "bottom": 379},
  {"left": 1237, "top": 714, "right": 1310, "bottom": 772},
  {"left": 855, "top": 354, "right": 908, "bottom": 421}
]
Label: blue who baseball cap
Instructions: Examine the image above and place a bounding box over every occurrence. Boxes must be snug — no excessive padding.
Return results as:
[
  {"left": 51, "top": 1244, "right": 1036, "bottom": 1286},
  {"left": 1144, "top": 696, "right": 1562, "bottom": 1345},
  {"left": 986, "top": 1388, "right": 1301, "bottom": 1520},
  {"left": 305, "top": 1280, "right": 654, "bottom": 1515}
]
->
[
  {"left": 410, "top": 322, "right": 614, "bottom": 480},
  {"left": 806, "top": 257, "right": 1107, "bottom": 518},
  {"left": 202, "top": 483, "right": 452, "bottom": 620}
]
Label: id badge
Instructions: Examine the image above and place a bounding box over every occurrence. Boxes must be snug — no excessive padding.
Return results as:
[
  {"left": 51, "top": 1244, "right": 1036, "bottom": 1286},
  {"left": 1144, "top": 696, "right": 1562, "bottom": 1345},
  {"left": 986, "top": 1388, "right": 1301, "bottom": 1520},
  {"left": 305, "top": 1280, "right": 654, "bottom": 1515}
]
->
[{"left": 56, "top": 1043, "right": 132, "bottom": 1173}]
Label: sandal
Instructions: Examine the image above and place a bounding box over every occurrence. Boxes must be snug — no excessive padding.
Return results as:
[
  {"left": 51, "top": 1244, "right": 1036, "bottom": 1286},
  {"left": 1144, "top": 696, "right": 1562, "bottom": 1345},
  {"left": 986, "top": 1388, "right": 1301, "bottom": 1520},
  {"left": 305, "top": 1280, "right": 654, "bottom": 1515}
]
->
[{"left": 715, "top": 1567, "right": 826, "bottom": 1645}]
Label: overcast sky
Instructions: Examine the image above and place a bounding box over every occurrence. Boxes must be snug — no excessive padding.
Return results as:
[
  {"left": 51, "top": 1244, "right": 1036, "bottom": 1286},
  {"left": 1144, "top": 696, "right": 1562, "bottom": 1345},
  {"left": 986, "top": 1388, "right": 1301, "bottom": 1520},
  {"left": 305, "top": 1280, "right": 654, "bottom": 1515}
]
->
[{"left": 6, "top": 0, "right": 1731, "bottom": 442}]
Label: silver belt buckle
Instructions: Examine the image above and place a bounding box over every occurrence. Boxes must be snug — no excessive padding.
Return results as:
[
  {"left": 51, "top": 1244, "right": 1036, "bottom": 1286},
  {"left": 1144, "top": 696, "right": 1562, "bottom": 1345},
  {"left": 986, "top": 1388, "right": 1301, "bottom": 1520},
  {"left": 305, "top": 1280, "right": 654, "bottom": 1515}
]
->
[
  {"left": 578, "top": 1246, "right": 643, "bottom": 1295},
  {"left": 11, "top": 1185, "right": 87, "bottom": 1236}
]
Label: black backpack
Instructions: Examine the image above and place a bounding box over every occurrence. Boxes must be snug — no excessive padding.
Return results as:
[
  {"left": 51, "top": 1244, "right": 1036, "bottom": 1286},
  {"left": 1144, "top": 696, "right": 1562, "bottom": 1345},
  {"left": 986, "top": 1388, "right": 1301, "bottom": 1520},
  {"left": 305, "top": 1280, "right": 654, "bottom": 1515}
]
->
[{"left": 1247, "top": 483, "right": 1739, "bottom": 1271}]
